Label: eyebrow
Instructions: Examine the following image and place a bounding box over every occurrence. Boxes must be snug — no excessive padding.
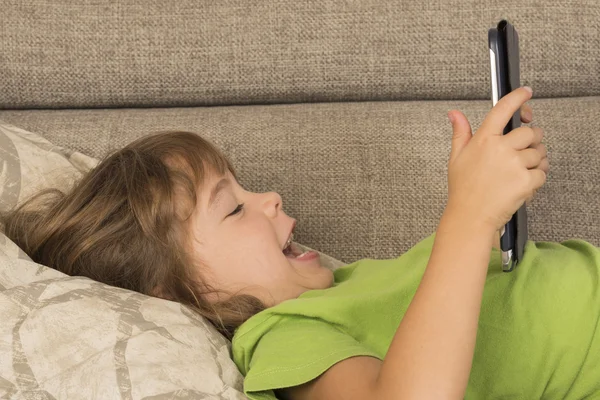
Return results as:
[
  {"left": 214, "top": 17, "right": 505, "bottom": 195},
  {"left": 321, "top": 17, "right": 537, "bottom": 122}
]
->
[{"left": 208, "top": 178, "right": 231, "bottom": 213}]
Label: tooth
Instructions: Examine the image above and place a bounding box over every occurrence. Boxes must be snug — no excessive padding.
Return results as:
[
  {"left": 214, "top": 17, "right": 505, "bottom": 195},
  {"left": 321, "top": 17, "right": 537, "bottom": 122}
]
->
[{"left": 284, "top": 233, "right": 293, "bottom": 250}]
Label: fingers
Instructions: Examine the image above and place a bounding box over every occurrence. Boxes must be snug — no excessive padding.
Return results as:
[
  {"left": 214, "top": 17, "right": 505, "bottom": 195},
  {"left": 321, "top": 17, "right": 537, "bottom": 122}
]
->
[
  {"left": 538, "top": 156, "right": 550, "bottom": 174},
  {"left": 526, "top": 190, "right": 537, "bottom": 206},
  {"left": 448, "top": 110, "right": 473, "bottom": 164},
  {"left": 532, "top": 142, "right": 548, "bottom": 160},
  {"left": 520, "top": 103, "right": 533, "bottom": 123},
  {"left": 528, "top": 168, "right": 547, "bottom": 192},
  {"left": 525, "top": 153, "right": 549, "bottom": 206},
  {"left": 518, "top": 148, "right": 544, "bottom": 169},
  {"left": 480, "top": 87, "right": 533, "bottom": 136},
  {"left": 505, "top": 126, "right": 544, "bottom": 150},
  {"left": 448, "top": 110, "right": 473, "bottom": 137},
  {"left": 524, "top": 169, "right": 547, "bottom": 206}
]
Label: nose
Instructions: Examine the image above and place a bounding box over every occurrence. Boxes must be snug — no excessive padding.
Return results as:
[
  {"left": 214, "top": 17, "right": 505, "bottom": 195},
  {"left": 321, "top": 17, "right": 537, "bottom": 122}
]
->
[{"left": 262, "top": 191, "right": 283, "bottom": 218}]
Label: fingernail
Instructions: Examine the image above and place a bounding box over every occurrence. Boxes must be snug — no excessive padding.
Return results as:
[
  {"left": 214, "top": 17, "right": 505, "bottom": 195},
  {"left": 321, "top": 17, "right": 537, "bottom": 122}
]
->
[
  {"left": 524, "top": 110, "right": 533, "bottom": 120},
  {"left": 447, "top": 112, "right": 455, "bottom": 123},
  {"left": 523, "top": 86, "right": 533, "bottom": 94}
]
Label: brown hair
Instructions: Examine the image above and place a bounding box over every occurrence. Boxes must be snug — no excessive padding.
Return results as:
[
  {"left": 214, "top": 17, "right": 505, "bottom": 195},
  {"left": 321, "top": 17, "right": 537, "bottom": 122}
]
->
[{"left": 1, "top": 131, "right": 266, "bottom": 340}]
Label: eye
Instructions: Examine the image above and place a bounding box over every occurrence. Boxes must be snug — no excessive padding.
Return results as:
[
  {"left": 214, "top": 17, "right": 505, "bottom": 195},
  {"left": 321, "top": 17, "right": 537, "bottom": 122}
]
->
[{"left": 228, "top": 203, "right": 244, "bottom": 217}]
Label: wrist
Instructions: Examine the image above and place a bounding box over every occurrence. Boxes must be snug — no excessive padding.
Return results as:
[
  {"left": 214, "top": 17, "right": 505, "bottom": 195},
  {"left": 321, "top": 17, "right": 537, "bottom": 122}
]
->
[{"left": 439, "top": 206, "right": 498, "bottom": 240}]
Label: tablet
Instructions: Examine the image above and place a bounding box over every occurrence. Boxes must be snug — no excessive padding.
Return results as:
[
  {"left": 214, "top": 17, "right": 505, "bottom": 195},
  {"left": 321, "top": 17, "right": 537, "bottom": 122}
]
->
[{"left": 488, "top": 20, "right": 528, "bottom": 272}]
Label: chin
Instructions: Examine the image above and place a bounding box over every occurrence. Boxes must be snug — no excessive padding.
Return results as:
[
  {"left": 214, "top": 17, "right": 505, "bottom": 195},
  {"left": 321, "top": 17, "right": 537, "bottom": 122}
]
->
[{"left": 315, "top": 268, "right": 335, "bottom": 289}]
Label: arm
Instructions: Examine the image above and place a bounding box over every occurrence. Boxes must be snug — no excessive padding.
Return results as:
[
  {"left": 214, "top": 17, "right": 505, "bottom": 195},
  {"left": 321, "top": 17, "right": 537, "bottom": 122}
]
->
[
  {"left": 281, "top": 212, "right": 495, "bottom": 400},
  {"left": 373, "top": 210, "right": 496, "bottom": 399},
  {"left": 283, "top": 87, "right": 547, "bottom": 400}
]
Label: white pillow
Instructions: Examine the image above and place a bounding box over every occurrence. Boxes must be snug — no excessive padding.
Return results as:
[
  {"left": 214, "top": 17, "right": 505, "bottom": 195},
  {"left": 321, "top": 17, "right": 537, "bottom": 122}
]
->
[
  {"left": 0, "top": 121, "right": 344, "bottom": 399},
  {"left": 0, "top": 122, "right": 97, "bottom": 214}
]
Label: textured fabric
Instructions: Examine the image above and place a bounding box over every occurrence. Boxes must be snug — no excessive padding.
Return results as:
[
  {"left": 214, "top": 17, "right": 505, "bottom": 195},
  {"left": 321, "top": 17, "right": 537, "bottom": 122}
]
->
[
  {"left": 0, "top": 122, "right": 98, "bottom": 215},
  {"left": 0, "top": 0, "right": 598, "bottom": 109},
  {"left": 0, "top": 233, "right": 248, "bottom": 400},
  {"left": 233, "top": 233, "right": 600, "bottom": 399},
  {"left": 1, "top": 96, "right": 599, "bottom": 264},
  {"left": 0, "top": 121, "right": 346, "bottom": 399}
]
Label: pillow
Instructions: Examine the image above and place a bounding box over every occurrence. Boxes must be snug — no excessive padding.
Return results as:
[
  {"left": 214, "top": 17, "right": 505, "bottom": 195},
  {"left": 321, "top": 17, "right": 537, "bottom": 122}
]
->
[
  {"left": 0, "top": 122, "right": 98, "bottom": 215},
  {"left": 0, "top": 121, "right": 345, "bottom": 399}
]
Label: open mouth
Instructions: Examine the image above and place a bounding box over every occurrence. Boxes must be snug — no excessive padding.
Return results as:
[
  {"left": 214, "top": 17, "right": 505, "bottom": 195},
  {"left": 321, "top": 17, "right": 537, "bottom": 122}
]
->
[
  {"left": 283, "top": 240, "right": 319, "bottom": 261},
  {"left": 282, "top": 223, "right": 319, "bottom": 261},
  {"left": 283, "top": 240, "right": 303, "bottom": 258}
]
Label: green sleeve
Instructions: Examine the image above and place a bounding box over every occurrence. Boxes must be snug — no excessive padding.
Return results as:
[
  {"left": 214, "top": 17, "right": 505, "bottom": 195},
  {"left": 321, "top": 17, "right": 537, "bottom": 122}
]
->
[{"left": 233, "top": 315, "right": 381, "bottom": 399}]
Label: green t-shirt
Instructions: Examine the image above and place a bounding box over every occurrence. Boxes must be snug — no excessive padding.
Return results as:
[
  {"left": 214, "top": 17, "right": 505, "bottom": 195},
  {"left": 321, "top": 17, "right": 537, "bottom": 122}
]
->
[{"left": 232, "top": 233, "right": 600, "bottom": 399}]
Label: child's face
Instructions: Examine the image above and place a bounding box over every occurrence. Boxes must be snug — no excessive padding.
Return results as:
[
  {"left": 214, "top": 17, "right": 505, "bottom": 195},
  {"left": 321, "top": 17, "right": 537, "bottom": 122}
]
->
[{"left": 190, "top": 170, "right": 334, "bottom": 306}]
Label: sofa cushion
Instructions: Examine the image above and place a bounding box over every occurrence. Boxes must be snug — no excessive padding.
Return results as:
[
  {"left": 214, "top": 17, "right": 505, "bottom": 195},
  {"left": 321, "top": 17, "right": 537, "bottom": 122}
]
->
[
  {"left": 1, "top": 97, "right": 598, "bottom": 263},
  {"left": 1, "top": 0, "right": 598, "bottom": 109},
  {"left": 0, "top": 121, "right": 345, "bottom": 399}
]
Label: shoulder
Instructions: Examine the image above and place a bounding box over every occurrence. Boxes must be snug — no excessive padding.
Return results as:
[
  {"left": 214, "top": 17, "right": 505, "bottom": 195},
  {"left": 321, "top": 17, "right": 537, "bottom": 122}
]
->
[{"left": 233, "top": 313, "right": 380, "bottom": 397}]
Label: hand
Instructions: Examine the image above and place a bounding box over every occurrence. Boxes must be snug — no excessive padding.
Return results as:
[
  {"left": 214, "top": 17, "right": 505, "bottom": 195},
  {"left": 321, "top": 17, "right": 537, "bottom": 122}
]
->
[
  {"left": 519, "top": 103, "right": 550, "bottom": 205},
  {"left": 445, "top": 87, "right": 548, "bottom": 233}
]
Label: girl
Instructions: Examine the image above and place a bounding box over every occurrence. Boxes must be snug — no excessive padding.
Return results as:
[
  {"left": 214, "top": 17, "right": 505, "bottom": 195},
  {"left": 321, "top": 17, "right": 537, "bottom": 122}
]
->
[{"left": 4, "top": 87, "right": 599, "bottom": 400}]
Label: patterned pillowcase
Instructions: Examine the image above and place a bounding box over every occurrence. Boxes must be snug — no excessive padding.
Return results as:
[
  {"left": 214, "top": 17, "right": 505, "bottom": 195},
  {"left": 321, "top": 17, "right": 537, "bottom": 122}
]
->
[
  {"left": 0, "top": 121, "right": 345, "bottom": 399},
  {"left": 0, "top": 122, "right": 98, "bottom": 216}
]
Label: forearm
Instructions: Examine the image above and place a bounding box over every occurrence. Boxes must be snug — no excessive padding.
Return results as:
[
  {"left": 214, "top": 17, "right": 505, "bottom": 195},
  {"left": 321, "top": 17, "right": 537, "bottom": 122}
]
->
[{"left": 375, "top": 211, "right": 496, "bottom": 399}]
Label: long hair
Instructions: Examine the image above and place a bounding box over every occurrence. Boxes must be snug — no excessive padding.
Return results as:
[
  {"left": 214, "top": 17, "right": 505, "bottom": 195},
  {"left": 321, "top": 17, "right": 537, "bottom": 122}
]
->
[{"left": 1, "top": 131, "right": 266, "bottom": 340}]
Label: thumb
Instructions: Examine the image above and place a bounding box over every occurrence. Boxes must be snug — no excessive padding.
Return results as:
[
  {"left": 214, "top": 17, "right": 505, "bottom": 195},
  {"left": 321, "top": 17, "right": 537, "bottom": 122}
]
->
[{"left": 448, "top": 110, "right": 473, "bottom": 164}]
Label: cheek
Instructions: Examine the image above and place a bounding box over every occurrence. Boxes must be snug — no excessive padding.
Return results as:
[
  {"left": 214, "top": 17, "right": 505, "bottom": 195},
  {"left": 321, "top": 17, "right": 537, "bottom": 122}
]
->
[
  {"left": 237, "top": 218, "right": 278, "bottom": 249},
  {"left": 199, "top": 220, "right": 284, "bottom": 282}
]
